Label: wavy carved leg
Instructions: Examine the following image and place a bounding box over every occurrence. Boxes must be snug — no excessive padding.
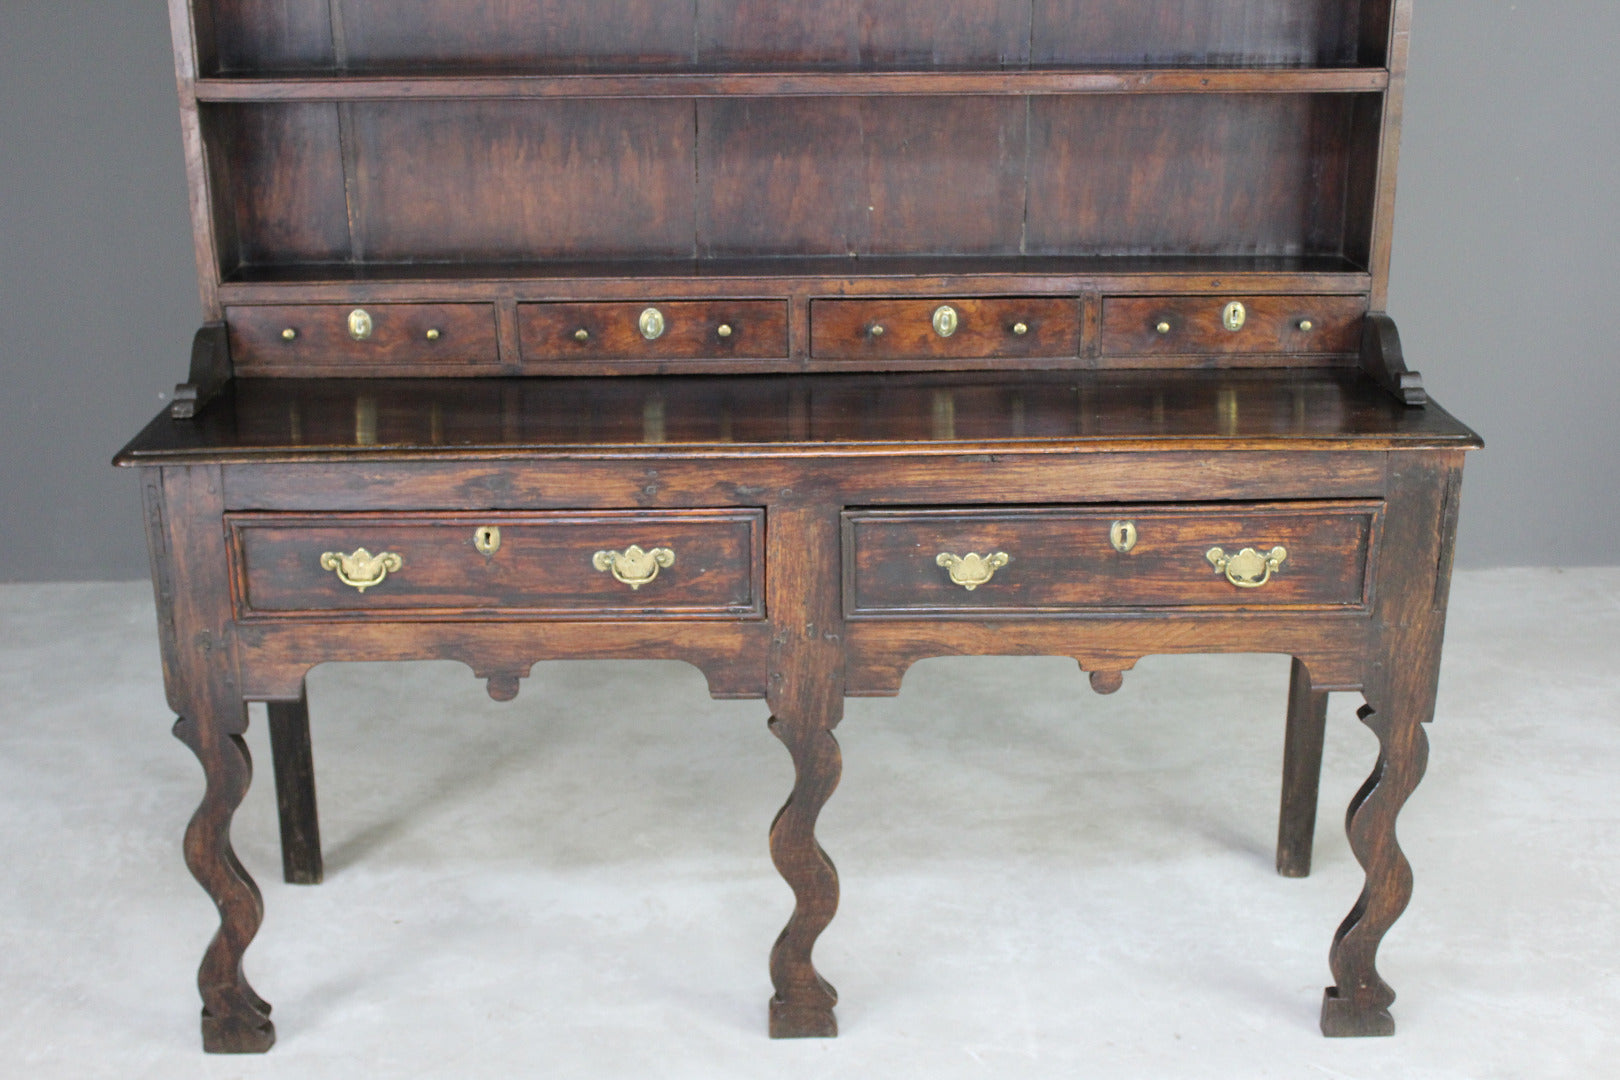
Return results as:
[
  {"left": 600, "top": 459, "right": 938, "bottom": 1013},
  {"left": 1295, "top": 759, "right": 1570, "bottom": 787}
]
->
[
  {"left": 267, "top": 684, "right": 323, "bottom": 885},
  {"left": 174, "top": 709, "right": 275, "bottom": 1053},
  {"left": 1320, "top": 697, "right": 1430, "bottom": 1037},
  {"left": 766, "top": 504, "right": 843, "bottom": 1038},
  {"left": 1277, "top": 658, "right": 1329, "bottom": 878},
  {"left": 767, "top": 710, "right": 842, "bottom": 1038}
]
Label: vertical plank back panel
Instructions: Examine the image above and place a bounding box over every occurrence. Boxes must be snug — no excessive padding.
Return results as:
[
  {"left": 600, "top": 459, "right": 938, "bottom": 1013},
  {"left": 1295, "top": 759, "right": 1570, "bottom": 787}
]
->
[
  {"left": 698, "top": 97, "right": 1028, "bottom": 257},
  {"left": 1033, "top": 0, "right": 1361, "bottom": 66},
  {"left": 346, "top": 100, "right": 698, "bottom": 262}
]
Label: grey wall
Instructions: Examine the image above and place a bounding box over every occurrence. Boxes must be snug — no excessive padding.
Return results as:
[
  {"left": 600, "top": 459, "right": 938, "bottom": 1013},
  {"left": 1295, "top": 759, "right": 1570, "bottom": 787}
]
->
[{"left": 1, "top": 1, "right": 1617, "bottom": 581}]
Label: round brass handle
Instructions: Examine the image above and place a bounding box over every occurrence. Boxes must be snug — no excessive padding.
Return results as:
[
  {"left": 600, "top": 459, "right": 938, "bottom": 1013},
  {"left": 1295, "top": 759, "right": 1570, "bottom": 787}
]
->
[
  {"left": 574, "top": 328, "right": 590, "bottom": 342},
  {"left": 1298, "top": 319, "right": 1315, "bottom": 332},
  {"left": 932, "top": 304, "right": 959, "bottom": 338},
  {"left": 347, "top": 308, "right": 374, "bottom": 341},
  {"left": 870, "top": 324, "right": 885, "bottom": 337},
  {"left": 593, "top": 544, "right": 674, "bottom": 590},
  {"left": 638, "top": 307, "right": 666, "bottom": 341},
  {"left": 1156, "top": 321, "right": 1173, "bottom": 335},
  {"left": 717, "top": 323, "right": 733, "bottom": 338},
  {"left": 281, "top": 328, "right": 298, "bottom": 342},
  {"left": 425, "top": 328, "right": 441, "bottom": 341},
  {"left": 1011, "top": 321, "right": 1029, "bottom": 336},
  {"left": 320, "top": 547, "right": 402, "bottom": 593},
  {"left": 1221, "top": 301, "right": 1247, "bottom": 333},
  {"left": 935, "top": 551, "right": 1010, "bottom": 591},
  {"left": 1206, "top": 545, "right": 1287, "bottom": 588}
]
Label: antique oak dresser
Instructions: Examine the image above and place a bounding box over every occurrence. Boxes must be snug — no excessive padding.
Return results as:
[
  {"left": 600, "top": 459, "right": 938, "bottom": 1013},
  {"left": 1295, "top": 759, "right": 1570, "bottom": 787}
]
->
[{"left": 117, "top": 0, "right": 1479, "bottom": 1052}]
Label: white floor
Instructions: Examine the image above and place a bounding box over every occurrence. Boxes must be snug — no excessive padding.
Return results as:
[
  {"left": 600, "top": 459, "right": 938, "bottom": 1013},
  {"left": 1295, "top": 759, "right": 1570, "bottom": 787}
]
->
[{"left": 0, "top": 569, "right": 1616, "bottom": 1078}]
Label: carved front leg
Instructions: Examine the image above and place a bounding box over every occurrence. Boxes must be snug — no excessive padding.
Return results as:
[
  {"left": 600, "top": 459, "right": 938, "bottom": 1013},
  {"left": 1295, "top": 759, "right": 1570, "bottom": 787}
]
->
[
  {"left": 1320, "top": 698, "right": 1429, "bottom": 1036},
  {"left": 144, "top": 465, "right": 276, "bottom": 1052},
  {"left": 1321, "top": 450, "right": 1464, "bottom": 1035},
  {"left": 766, "top": 505, "right": 844, "bottom": 1038},
  {"left": 767, "top": 707, "right": 842, "bottom": 1037},
  {"left": 174, "top": 708, "right": 275, "bottom": 1052}
]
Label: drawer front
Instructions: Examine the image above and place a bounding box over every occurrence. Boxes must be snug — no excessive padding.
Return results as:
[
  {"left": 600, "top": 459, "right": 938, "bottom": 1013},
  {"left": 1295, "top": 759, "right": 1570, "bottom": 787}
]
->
[
  {"left": 1101, "top": 296, "right": 1365, "bottom": 356},
  {"left": 229, "top": 304, "right": 501, "bottom": 373},
  {"left": 811, "top": 298, "right": 1080, "bottom": 360},
  {"left": 520, "top": 301, "right": 788, "bottom": 362},
  {"left": 845, "top": 502, "right": 1379, "bottom": 616},
  {"left": 231, "top": 510, "right": 763, "bottom": 618}
]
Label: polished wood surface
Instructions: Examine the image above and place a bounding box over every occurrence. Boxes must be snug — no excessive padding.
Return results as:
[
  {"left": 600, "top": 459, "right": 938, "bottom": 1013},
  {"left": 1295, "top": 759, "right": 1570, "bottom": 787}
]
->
[{"left": 118, "top": 370, "right": 1478, "bottom": 463}]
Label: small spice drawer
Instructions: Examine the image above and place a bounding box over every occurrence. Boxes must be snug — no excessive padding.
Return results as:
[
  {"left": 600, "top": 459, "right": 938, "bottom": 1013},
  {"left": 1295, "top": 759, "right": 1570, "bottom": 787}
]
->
[
  {"left": 229, "top": 510, "right": 764, "bottom": 619},
  {"left": 844, "top": 502, "right": 1380, "bottom": 616},
  {"left": 1102, "top": 296, "right": 1365, "bottom": 357},
  {"left": 228, "top": 304, "right": 501, "bottom": 374},
  {"left": 520, "top": 301, "right": 788, "bottom": 363},
  {"left": 811, "top": 298, "right": 1080, "bottom": 361}
]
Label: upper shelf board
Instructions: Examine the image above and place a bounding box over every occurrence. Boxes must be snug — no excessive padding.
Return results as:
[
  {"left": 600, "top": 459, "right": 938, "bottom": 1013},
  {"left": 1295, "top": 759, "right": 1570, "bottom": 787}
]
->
[{"left": 193, "top": 67, "right": 1391, "bottom": 101}]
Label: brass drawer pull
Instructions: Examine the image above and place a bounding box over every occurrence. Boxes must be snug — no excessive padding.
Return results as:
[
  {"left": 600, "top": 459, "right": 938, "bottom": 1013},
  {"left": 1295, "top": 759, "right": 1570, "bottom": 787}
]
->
[
  {"left": 320, "top": 547, "right": 402, "bottom": 592},
  {"left": 1206, "top": 545, "right": 1287, "bottom": 589},
  {"left": 935, "top": 551, "right": 1009, "bottom": 591},
  {"left": 593, "top": 544, "right": 675, "bottom": 589},
  {"left": 638, "top": 307, "right": 666, "bottom": 341}
]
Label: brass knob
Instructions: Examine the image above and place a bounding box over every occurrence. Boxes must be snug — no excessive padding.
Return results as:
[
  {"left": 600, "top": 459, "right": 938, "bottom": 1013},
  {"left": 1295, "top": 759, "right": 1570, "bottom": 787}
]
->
[
  {"left": 1221, "top": 301, "right": 1247, "bottom": 333},
  {"left": 320, "top": 548, "right": 402, "bottom": 593},
  {"left": 1012, "top": 321, "right": 1029, "bottom": 336},
  {"left": 1207, "top": 546, "right": 1288, "bottom": 589},
  {"left": 425, "top": 328, "right": 441, "bottom": 341},
  {"left": 593, "top": 545, "right": 675, "bottom": 590},
  {"left": 281, "top": 328, "right": 297, "bottom": 342},
  {"left": 1298, "top": 319, "right": 1314, "bottom": 332},
  {"left": 347, "top": 308, "right": 374, "bottom": 341},
  {"left": 932, "top": 304, "right": 959, "bottom": 338},
  {"left": 1156, "top": 321, "right": 1172, "bottom": 335},
  {"left": 935, "top": 551, "right": 1010, "bottom": 591},
  {"left": 473, "top": 525, "right": 501, "bottom": 556},
  {"left": 574, "top": 328, "right": 590, "bottom": 342},
  {"left": 717, "top": 324, "right": 733, "bottom": 338},
  {"left": 638, "top": 307, "right": 665, "bottom": 341},
  {"left": 870, "top": 324, "right": 885, "bottom": 337}
]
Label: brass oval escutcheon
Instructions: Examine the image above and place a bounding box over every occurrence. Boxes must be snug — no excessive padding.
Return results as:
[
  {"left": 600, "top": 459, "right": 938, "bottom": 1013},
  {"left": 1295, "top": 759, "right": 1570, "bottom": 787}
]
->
[
  {"left": 593, "top": 544, "right": 675, "bottom": 589},
  {"left": 935, "top": 551, "right": 1009, "bottom": 591},
  {"left": 473, "top": 525, "right": 501, "bottom": 556},
  {"left": 320, "top": 547, "right": 401, "bottom": 592},
  {"left": 1206, "top": 545, "right": 1287, "bottom": 588},
  {"left": 932, "top": 304, "right": 959, "bottom": 338},
  {"left": 1110, "top": 520, "right": 1138, "bottom": 553},
  {"left": 1221, "top": 301, "right": 1247, "bottom": 333},
  {"left": 347, "top": 308, "right": 374, "bottom": 341},
  {"left": 638, "top": 307, "right": 666, "bottom": 341}
]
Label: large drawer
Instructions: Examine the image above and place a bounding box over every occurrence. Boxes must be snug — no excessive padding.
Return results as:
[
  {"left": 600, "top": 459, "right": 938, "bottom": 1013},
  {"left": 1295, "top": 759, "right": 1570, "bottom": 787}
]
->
[
  {"left": 1101, "top": 295, "right": 1365, "bottom": 357},
  {"left": 844, "top": 502, "right": 1380, "bottom": 616},
  {"left": 811, "top": 298, "right": 1080, "bottom": 360},
  {"left": 229, "top": 304, "right": 501, "bottom": 374},
  {"left": 230, "top": 510, "right": 764, "bottom": 618},
  {"left": 520, "top": 300, "right": 788, "bottom": 363}
]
